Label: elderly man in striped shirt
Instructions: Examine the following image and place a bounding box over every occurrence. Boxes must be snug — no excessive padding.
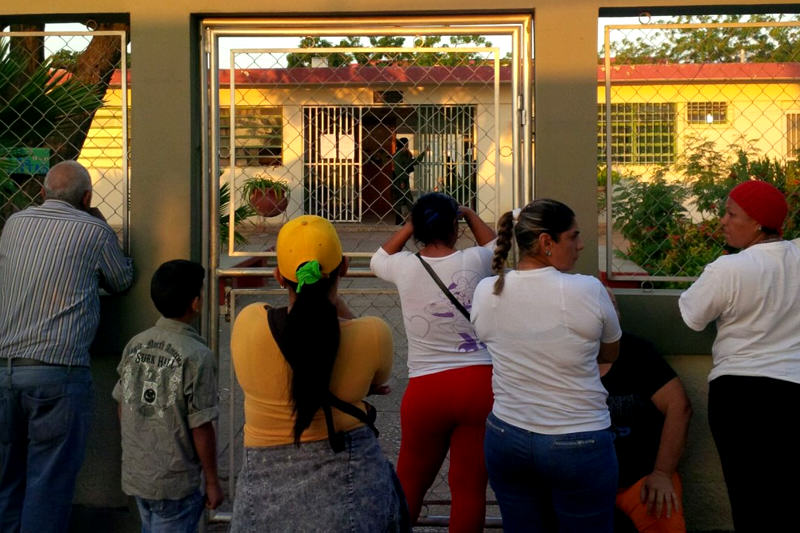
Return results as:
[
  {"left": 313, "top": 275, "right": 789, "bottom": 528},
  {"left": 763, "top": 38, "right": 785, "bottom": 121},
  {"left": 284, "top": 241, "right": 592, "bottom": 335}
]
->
[{"left": 0, "top": 160, "right": 134, "bottom": 533}]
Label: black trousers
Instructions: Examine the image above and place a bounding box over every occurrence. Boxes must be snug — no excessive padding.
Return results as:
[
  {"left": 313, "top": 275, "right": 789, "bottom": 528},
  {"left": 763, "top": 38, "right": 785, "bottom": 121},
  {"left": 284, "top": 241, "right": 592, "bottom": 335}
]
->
[{"left": 708, "top": 374, "right": 800, "bottom": 533}]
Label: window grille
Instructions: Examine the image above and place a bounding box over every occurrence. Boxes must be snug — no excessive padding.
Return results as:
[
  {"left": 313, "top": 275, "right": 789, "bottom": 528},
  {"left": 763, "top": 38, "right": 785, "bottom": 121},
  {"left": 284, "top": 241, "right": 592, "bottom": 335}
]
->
[
  {"left": 598, "top": 103, "right": 676, "bottom": 165},
  {"left": 687, "top": 102, "right": 727, "bottom": 124},
  {"left": 220, "top": 106, "right": 283, "bottom": 167},
  {"left": 787, "top": 113, "right": 800, "bottom": 159}
]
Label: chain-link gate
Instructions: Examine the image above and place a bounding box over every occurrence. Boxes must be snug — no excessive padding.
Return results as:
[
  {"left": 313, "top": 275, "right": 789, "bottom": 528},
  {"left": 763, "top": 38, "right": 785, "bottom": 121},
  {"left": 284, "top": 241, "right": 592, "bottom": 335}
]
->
[
  {"left": 202, "top": 15, "right": 532, "bottom": 529},
  {"left": 600, "top": 17, "right": 800, "bottom": 287},
  {"left": 0, "top": 29, "right": 129, "bottom": 247}
]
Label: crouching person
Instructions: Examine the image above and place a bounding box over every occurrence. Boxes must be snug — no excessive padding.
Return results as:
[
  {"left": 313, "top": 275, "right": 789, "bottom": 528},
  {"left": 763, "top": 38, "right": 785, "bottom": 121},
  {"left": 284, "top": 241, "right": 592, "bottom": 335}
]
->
[
  {"left": 114, "top": 260, "right": 223, "bottom": 532},
  {"left": 601, "top": 332, "right": 692, "bottom": 533}
]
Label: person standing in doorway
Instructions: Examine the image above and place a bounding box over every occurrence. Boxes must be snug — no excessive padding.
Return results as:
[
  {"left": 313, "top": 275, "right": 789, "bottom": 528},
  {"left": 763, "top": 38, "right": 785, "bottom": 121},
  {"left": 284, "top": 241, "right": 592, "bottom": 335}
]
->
[
  {"left": 0, "top": 160, "right": 134, "bottom": 533},
  {"left": 392, "top": 137, "right": 428, "bottom": 224}
]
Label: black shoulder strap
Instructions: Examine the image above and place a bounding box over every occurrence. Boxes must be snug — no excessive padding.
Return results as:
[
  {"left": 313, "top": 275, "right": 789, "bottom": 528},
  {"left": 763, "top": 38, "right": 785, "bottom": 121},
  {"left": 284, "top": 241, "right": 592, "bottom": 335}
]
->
[
  {"left": 415, "top": 252, "right": 470, "bottom": 320},
  {"left": 323, "top": 394, "right": 379, "bottom": 453}
]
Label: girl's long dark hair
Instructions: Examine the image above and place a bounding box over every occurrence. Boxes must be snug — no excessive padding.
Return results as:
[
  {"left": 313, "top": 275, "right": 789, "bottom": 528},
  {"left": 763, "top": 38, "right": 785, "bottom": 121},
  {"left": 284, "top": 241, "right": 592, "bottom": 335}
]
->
[{"left": 282, "top": 263, "right": 342, "bottom": 444}]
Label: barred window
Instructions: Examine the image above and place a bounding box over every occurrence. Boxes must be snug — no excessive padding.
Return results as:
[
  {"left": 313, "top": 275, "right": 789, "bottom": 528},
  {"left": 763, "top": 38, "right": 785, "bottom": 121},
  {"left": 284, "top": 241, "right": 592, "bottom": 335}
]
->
[
  {"left": 788, "top": 113, "right": 800, "bottom": 159},
  {"left": 687, "top": 102, "right": 727, "bottom": 124},
  {"left": 597, "top": 103, "right": 676, "bottom": 165},
  {"left": 219, "top": 106, "right": 283, "bottom": 167}
]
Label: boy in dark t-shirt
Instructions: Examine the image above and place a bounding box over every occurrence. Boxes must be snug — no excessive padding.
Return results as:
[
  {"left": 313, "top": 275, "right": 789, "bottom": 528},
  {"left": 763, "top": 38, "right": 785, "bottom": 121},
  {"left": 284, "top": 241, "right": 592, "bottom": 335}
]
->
[{"left": 600, "top": 333, "right": 692, "bottom": 533}]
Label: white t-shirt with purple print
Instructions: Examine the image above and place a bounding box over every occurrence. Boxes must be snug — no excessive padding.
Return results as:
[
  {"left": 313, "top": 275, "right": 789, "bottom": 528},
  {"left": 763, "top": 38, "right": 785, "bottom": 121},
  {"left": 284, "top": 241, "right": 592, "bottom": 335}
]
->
[{"left": 371, "top": 241, "right": 495, "bottom": 378}]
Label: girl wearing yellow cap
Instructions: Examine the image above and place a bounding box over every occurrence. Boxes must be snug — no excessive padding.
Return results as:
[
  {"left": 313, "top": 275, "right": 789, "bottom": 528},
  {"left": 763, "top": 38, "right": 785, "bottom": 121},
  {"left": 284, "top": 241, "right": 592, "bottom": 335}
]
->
[{"left": 230, "top": 215, "right": 408, "bottom": 531}]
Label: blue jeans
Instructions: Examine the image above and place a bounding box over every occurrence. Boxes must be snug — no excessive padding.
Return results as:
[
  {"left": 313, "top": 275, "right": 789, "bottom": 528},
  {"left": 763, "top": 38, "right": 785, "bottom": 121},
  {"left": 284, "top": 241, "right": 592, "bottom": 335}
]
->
[
  {"left": 484, "top": 413, "right": 618, "bottom": 533},
  {"left": 0, "top": 365, "right": 93, "bottom": 533},
  {"left": 135, "top": 489, "right": 205, "bottom": 533}
]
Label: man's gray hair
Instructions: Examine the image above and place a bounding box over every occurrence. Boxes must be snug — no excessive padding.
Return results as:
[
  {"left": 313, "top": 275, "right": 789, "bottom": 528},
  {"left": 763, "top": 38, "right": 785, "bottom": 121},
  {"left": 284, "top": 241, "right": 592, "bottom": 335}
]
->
[{"left": 43, "top": 160, "right": 92, "bottom": 208}]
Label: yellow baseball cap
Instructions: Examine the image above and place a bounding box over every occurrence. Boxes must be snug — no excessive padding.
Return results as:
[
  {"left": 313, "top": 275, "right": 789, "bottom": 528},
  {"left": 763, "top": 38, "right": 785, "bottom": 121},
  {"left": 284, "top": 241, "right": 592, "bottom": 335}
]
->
[{"left": 276, "top": 215, "right": 343, "bottom": 283}]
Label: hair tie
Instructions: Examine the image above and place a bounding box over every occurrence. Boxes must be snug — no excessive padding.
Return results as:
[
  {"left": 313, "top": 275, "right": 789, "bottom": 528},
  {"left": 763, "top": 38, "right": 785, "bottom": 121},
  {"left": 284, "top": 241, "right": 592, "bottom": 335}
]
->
[
  {"left": 512, "top": 208, "right": 521, "bottom": 222},
  {"left": 296, "top": 260, "right": 323, "bottom": 293}
]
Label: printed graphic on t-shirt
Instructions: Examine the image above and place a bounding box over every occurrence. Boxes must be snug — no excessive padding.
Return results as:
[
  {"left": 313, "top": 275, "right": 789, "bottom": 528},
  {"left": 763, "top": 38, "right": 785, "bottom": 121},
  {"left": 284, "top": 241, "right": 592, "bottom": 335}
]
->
[
  {"left": 411, "top": 268, "right": 486, "bottom": 353},
  {"left": 118, "top": 340, "right": 184, "bottom": 418}
]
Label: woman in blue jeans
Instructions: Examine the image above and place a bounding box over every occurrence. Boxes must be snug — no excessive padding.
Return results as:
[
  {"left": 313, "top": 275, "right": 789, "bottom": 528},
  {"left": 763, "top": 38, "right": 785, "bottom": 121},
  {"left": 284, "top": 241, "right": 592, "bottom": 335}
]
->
[{"left": 471, "top": 199, "right": 622, "bottom": 532}]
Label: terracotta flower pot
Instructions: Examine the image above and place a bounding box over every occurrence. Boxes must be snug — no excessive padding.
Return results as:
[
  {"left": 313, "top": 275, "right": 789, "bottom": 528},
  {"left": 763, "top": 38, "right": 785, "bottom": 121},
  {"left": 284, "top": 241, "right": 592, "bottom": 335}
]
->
[{"left": 249, "top": 188, "right": 288, "bottom": 217}]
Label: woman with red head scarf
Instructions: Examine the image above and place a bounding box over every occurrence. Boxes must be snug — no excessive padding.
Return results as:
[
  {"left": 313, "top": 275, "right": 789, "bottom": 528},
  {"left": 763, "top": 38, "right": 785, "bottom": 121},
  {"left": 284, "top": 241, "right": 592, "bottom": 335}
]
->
[{"left": 679, "top": 180, "right": 800, "bottom": 533}]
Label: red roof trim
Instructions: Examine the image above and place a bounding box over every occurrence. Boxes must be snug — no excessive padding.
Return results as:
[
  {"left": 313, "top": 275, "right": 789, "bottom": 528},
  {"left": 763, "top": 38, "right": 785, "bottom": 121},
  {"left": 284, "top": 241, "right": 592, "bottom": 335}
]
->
[
  {"left": 109, "top": 70, "right": 131, "bottom": 85},
  {"left": 217, "top": 64, "right": 511, "bottom": 86},
  {"left": 598, "top": 62, "right": 800, "bottom": 82},
  {"left": 105, "top": 62, "right": 800, "bottom": 87}
]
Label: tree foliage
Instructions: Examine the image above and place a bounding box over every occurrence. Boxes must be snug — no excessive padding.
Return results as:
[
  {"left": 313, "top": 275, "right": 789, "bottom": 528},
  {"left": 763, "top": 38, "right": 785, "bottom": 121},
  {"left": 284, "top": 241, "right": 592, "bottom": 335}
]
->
[
  {"left": 610, "top": 138, "right": 800, "bottom": 284},
  {"left": 603, "top": 14, "right": 800, "bottom": 64},
  {"left": 0, "top": 40, "right": 103, "bottom": 148},
  {"left": 2, "top": 21, "right": 129, "bottom": 163},
  {"left": 1, "top": 20, "right": 129, "bottom": 228},
  {"left": 286, "top": 34, "right": 494, "bottom": 68}
]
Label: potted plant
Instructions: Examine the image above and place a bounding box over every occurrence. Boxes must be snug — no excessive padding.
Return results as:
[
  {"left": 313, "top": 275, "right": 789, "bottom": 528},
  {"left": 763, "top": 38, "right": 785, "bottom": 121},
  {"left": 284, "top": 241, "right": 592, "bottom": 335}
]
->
[{"left": 242, "top": 174, "right": 290, "bottom": 217}]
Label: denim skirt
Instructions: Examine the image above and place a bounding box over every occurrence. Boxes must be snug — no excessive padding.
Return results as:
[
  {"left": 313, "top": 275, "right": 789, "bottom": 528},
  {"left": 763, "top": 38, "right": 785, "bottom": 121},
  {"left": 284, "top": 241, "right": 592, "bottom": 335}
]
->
[{"left": 231, "top": 425, "right": 408, "bottom": 533}]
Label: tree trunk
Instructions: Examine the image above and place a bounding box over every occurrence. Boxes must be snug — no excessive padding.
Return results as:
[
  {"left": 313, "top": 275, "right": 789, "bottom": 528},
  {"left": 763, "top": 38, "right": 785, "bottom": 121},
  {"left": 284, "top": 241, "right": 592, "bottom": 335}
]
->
[
  {"left": 9, "top": 24, "right": 45, "bottom": 75},
  {"left": 46, "top": 22, "right": 130, "bottom": 163},
  {"left": 2, "top": 24, "right": 44, "bottom": 101}
]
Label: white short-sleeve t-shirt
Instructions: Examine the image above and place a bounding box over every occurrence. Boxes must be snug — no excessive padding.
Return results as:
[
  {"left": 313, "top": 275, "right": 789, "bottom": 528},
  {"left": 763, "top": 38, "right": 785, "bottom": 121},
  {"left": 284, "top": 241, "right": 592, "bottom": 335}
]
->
[
  {"left": 371, "top": 242, "right": 494, "bottom": 378},
  {"left": 679, "top": 240, "right": 800, "bottom": 384},
  {"left": 471, "top": 268, "right": 621, "bottom": 434}
]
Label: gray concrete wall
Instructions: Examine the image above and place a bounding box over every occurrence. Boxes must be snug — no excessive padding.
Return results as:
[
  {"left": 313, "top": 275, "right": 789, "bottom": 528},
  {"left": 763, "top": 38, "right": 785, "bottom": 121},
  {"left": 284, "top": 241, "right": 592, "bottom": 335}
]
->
[{"left": 3, "top": 1, "right": 792, "bottom": 529}]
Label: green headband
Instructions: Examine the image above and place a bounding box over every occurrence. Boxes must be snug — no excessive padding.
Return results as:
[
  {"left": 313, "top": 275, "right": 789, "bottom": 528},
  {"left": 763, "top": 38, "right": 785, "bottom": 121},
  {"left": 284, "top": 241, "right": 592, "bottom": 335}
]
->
[{"left": 296, "top": 260, "right": 323, "bottom": 293}]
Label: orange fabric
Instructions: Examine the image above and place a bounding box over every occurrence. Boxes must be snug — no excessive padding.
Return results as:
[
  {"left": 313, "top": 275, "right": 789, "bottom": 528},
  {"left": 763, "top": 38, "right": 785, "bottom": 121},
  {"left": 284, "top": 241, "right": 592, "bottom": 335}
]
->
[
  {"left": 231, "top": 303, "right": 393, "bottom": 447},
  {"left": 615, "top": 473, "right": 686, "bottom": 533}
]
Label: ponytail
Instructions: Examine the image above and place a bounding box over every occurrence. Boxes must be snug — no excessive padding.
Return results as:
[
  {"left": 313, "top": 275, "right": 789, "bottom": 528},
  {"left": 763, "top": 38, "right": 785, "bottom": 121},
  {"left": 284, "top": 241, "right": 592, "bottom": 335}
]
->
[
  {"left": 282, "top": 263, "right": 342, "bottom": 444},
  {"left": 492, "top": 211, "right": 514, "bottom": 295}
]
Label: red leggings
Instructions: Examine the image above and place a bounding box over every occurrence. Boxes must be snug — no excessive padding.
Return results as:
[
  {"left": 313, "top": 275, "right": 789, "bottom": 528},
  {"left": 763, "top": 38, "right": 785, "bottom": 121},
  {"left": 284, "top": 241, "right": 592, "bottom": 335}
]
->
[{"left": 396, "top": 365, "right": 493, "bottom": 532}]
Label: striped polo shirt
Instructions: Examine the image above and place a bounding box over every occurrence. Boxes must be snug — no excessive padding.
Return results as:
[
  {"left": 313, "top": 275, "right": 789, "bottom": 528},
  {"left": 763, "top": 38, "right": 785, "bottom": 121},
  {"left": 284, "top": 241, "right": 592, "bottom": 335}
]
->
[{"left": 0, "top": 200, "right": 134, "bottom": 366}]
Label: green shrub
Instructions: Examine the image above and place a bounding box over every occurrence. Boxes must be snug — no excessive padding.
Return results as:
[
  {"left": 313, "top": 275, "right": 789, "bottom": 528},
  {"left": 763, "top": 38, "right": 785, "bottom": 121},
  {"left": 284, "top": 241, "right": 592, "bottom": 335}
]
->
[{"left": 610, "top": 141, "right": 800, "bottom": 284}]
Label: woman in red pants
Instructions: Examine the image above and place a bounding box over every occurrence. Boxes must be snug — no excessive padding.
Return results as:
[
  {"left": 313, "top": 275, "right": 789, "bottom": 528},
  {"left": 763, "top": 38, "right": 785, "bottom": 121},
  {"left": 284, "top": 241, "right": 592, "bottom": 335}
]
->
[{"left": 371, "top": 193, "right": 496, "bottom": 532}]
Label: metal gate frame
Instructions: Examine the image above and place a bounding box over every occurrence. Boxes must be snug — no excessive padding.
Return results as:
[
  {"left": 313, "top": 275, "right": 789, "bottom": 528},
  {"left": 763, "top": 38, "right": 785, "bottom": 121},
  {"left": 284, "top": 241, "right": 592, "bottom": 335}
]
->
[{"left": 200, "top": 14, "right": 533, "bottom": 524}]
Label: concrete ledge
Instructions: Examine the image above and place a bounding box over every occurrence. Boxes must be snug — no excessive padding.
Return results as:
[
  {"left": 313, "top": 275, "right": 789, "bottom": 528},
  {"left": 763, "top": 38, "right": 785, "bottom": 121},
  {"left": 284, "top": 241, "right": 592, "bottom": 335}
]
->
[{"left": 615, "top": 290, "right": 716, "bottom": 355}]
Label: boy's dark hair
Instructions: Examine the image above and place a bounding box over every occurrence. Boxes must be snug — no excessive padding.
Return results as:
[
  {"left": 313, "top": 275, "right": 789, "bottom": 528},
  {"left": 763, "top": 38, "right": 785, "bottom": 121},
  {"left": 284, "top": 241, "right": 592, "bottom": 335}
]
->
[
  {"left": 411, "top": 192, "right": 459, "bottom": 246},
  {"left": 150, "top": 260, "right": 205, "bottom": 318}
]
